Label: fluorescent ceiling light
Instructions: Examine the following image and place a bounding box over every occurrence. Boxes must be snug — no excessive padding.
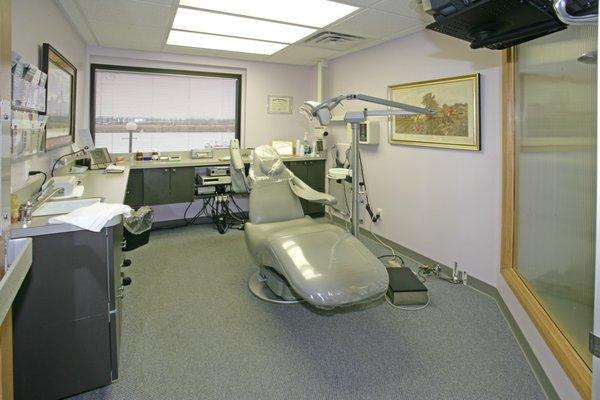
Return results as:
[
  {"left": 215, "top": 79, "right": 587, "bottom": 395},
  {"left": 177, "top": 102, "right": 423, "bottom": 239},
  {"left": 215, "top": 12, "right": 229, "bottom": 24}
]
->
[
  {"left": 179, "top": 0, "right": 358, "bottom": 28},
  {"left": 172, "top": 8, "right": 316, "bottom": 43},
  {"left": 167, "top": 30, "right": 287, "bottom": 55}
]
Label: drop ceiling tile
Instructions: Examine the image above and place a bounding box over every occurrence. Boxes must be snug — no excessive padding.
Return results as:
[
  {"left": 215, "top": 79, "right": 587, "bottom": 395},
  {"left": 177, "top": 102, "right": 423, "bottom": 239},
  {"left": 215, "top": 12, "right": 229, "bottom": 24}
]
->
[
  {"left": 163, "top": 45, "right": 221, "bottom": 57},
  {"left": 333, "top": 0, "right": 380, "bottom": 6},
  {"left": 76, "top": 0, "right": 173, "bottom": 27},
  {"left": 130, "top": 0, "right": 176, "bottom": 6},
  {"left": 371, "top": 0, "right": 433, "bottom": 22},
  {"left": 329, "top": 9, "right": 423, "bottom": 39},
  {"left": 267, "top": 44, "right": 343, "bottom": 65},
  {"left": 92, "top": 21, "right": 165, "bottom": 51},
  {"left": 274, "top": 45, "right": 343, "bottom": 60},
  {"left": 57, "top": 0, "right": 98, "bottom": 44}
]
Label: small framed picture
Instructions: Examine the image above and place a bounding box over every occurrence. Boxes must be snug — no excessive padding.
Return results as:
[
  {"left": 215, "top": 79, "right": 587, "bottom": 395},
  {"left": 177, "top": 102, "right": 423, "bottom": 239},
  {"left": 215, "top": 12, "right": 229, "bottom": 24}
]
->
[
  {"left": 271, "top": 140, "right": 294, "bottom": 156},
  {"left": 267, "top": 95, "right": 293, "bottom": 114}
]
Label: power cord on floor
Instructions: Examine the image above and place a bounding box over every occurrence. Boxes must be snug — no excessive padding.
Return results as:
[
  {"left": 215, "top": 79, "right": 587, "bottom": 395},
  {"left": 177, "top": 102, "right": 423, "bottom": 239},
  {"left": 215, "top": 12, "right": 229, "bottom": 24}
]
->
[{"left": 369, "top": 219, "right": 405, "bottom": 267}]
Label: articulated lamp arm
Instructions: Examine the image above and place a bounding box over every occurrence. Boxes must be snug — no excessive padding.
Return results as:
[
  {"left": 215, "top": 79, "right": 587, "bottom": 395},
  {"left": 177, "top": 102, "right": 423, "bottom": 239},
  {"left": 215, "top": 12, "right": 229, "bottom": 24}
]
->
[{"left": 300, "top": 94, "right": 434, "bottom": 126}]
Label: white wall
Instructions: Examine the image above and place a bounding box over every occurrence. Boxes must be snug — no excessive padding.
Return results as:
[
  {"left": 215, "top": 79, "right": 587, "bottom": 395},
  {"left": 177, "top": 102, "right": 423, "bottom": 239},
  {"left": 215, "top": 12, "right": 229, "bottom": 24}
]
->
[
  {"left": 85, "top": 46, "right": 316, "bottom": 221},
  {"left": 11, "top": 0, "right": 87, "bottom": 189},
  {"left": 326, "top": 29, "right": 579, "bottom": 399},
  {"left": 326, "top": 30, "right": 502, "bottom": 286}
]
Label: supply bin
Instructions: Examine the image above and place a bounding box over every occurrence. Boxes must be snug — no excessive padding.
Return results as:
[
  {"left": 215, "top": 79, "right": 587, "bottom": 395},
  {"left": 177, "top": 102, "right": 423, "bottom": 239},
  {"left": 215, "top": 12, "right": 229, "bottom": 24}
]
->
[{"left": 123, "top": 206, "right": 153, "bottom": 251}]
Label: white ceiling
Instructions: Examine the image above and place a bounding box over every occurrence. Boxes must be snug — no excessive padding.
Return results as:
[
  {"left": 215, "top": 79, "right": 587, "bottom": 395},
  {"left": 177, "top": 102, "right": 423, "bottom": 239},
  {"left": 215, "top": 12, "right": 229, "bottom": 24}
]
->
[{"left": 56, "top": 0, "right": 433, "bottom": 66}]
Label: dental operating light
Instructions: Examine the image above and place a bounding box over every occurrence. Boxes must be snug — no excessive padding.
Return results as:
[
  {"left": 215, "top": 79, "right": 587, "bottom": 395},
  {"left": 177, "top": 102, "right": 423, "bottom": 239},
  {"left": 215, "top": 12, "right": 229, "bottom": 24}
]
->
[{"left": 301, "top": 94, "right": 434, "bottom": 237}]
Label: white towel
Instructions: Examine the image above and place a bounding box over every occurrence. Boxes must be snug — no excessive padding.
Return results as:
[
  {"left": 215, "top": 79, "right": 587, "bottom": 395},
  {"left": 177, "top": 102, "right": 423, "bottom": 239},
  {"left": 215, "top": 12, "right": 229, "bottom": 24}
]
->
[{"left": 49, "top": 203, "right": 132, "bottom": 232}]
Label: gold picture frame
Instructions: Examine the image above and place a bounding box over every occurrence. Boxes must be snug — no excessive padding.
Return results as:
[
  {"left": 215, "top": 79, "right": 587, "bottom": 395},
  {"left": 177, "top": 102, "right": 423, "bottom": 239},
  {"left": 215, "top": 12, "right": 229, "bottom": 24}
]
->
[{"left": 388, "top": 73, "right": 480, "bottom": 150}]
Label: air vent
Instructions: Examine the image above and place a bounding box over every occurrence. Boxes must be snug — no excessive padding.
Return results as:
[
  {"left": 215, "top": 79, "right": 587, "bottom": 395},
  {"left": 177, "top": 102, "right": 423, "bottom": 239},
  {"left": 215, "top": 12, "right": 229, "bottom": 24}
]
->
[{"left": 303, "top": 31, "right": 367, "bottom": 51}]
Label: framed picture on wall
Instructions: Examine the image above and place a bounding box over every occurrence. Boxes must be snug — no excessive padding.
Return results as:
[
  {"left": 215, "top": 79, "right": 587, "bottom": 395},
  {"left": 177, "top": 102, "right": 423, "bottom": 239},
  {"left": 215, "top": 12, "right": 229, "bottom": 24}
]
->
[
  {"left": 41, "top": 43, "right": 77, "bottom": 151},
  {"left": 267, "top": 95, "right": 293, "bottom": 114},
  {"left": 388, "top": 74, "right": 480, "bottom": 150}
]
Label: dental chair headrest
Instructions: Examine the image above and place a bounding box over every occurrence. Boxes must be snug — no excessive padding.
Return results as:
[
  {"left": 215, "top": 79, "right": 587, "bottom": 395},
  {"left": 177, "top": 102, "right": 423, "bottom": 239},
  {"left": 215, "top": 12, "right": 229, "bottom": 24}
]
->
[{"left": 254, "top": 145, "right": 286, "bottom": 177}]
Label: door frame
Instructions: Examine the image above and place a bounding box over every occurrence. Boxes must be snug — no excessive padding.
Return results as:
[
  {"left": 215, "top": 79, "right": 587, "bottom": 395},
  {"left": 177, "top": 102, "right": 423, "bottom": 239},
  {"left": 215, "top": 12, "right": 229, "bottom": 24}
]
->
[{"left": 501, "top": 47, "right": 593, "bottom": 399}]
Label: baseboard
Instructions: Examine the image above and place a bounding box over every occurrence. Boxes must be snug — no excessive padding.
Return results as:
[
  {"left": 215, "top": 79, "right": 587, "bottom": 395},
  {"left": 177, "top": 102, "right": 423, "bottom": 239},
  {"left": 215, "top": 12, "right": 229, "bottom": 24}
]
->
[{"left": 328, "top": 213, "right": 559, "bottom": 400}]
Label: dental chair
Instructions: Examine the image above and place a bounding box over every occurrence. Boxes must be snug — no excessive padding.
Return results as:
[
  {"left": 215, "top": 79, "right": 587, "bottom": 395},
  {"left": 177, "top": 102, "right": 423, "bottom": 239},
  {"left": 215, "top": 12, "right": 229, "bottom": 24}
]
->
[{"left": 232, "top": 143, "right": 389, "bottom": 309}]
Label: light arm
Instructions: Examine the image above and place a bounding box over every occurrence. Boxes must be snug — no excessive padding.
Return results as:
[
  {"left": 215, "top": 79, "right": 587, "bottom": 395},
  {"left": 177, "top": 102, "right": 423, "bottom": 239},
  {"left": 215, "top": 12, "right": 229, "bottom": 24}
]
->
[
  {"left": 301, "top": 93, "right": 434, "bottom": 126},
  {"left": 352, "top": 94, "right": 435, "bottom": 115}
]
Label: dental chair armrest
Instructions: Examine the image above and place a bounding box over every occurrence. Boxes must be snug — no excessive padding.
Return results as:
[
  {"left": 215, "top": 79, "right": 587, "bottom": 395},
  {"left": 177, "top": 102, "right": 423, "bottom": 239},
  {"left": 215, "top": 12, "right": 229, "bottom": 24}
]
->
[{"left": 289, "top": 176, "right": 337, "bottom": 205}]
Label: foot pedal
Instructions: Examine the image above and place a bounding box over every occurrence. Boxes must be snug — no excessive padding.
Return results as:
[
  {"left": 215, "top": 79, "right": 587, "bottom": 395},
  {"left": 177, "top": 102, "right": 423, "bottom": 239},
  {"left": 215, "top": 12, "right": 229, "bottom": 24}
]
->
[{"left": 386, "top": 267, "right": 428, "bottom": 306}]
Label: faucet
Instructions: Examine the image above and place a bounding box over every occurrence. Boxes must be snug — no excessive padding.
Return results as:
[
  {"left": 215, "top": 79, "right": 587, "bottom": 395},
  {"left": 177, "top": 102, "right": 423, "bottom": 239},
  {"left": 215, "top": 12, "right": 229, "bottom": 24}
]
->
[{"left": 19, "top": 185, "right": 65, "bottom": 222}]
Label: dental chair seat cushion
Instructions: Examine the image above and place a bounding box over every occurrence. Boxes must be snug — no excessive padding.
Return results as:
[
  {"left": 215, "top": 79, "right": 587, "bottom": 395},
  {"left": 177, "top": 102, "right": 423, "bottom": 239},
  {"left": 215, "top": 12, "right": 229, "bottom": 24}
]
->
[{"left": 245, "top": 217, "right": 388, "bottom": 309}]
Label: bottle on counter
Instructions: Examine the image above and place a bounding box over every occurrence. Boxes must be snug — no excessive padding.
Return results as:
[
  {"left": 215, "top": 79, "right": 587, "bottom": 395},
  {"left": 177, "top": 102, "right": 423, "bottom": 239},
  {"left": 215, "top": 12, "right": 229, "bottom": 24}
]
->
[
  {"left": 10, "top": 193, "right": 19, "bottom": 224},
  {"left": 303, "top": 132, "right": 310, "bottom": 155},
  {"left": 135, "top": 151, "right": 144, "bottom": 161},
  {"left": 151, "top": 150, "right": 159, "bottom": 161}
]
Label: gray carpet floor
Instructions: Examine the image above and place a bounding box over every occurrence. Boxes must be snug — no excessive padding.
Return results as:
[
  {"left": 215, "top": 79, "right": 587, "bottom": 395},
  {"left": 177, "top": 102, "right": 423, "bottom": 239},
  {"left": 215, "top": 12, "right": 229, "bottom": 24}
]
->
[{"left": 71, "top": 223, "right": 547, "bottom": 400}]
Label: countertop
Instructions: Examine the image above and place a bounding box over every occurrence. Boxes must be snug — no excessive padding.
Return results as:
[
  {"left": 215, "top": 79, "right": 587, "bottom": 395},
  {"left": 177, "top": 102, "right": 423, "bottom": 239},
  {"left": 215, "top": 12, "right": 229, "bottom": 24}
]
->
[
  {"left": 11, "top": 167, "right": 130, "bottom": 238},
  {"left": 115, "top": 153, "right": 327, "bottom": 170},
  {"left": 10, "top": 153, "right": 327, "bottom": 238}
]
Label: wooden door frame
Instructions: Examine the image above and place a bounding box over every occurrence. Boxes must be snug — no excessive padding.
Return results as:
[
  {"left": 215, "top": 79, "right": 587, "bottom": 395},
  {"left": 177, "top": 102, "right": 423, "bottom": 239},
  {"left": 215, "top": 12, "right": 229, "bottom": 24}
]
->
[{"left": 501, "top": 47, "right": 592, "bottom": 399}]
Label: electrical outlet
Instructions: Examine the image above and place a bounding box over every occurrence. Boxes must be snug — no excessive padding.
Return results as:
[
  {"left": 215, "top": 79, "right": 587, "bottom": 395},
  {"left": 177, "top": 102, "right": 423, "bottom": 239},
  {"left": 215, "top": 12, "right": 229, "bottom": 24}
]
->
[{"left": 375, "top": 208, "right": 382, "bottom": 220}]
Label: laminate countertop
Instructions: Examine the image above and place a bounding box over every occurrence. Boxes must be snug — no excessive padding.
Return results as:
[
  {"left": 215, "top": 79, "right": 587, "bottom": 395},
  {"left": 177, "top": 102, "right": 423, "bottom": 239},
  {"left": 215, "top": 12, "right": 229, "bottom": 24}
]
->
[
  {"left": 115, "top": 153, "right": 327, "bottom": 170},
  {"left": 11, "top": 167, "right": 130, "bottom": 238}
]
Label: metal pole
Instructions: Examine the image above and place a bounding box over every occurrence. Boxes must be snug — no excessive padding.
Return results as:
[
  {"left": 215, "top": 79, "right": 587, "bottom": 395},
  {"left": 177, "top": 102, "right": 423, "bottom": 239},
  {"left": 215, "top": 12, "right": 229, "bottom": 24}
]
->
[
  {"left": 128, "top": 130, "right": 133, "bottom": 153},
  {"left": 351, "top": 122, "right": 360, "bottom": 237}
]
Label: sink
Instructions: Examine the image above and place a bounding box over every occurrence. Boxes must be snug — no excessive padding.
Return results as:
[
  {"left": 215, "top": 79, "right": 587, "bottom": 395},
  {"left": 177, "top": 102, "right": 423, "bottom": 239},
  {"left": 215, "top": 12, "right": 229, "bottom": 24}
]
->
[{"left": 32, "top": 197, "right": 103, "bottom": 217}]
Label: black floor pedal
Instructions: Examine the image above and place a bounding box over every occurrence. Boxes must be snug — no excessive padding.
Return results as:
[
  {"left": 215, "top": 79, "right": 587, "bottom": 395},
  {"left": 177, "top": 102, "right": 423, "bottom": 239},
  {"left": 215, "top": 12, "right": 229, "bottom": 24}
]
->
[{"left": 386, "top": 267, "right": 428, "bottom": 306}]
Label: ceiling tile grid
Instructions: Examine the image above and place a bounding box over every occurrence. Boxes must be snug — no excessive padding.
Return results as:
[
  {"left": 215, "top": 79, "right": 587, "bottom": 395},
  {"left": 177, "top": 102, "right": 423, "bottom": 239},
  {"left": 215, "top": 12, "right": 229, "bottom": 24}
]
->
[{"left": 57, "top": 0, "right": 431, "bottom": 65}]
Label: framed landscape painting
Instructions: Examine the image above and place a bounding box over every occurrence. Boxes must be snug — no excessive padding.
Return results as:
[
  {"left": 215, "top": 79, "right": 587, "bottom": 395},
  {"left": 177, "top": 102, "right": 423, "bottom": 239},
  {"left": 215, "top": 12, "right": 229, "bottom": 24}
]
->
[
  {"left": 41, "top": 43, "right": 77, "bottom": 150},
  {"left": 388, "top": 74, "right": 480, "bottom": 150}
]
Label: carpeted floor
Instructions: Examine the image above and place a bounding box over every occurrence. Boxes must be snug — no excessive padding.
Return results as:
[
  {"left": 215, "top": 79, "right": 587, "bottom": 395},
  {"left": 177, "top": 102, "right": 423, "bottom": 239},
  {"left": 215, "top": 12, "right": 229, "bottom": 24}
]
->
[{"left": 71, "top": 223, "right": 547, "bottom": 400}]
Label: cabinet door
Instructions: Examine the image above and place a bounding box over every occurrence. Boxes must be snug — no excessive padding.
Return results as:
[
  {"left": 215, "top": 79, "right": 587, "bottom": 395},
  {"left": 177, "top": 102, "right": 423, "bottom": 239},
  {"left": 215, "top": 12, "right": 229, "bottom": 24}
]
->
[
  {"left": 169, "top": 167, "right": 195, "bottom": 204},
  {"left": 143, "top": 168, "right": 172, "bottom": 205},
  {"left": 124, "top": 169, "right": 144, "bottom": 207},
  {"left": 306, "top": 160, "right": 326, "bottom": 215}
]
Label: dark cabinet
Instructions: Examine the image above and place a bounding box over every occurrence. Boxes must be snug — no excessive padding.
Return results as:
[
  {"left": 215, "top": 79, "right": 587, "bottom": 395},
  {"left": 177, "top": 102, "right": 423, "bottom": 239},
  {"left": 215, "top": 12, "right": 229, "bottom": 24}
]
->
[
  {"left": 125, "top": 169, "right": 144, "bottom": 207},
  {"left": 141, "top": 167, "right": 195, "bottom": 206},
  {"left": 169, "top": 167, "right": 195, "bottom": 204},
  {"left": 13, "top": 224, "right": 124, "bottom": 400},
  {"left": 143, "top": 168, "right": 172, "bottom": 205},
  {"left": 284, "top": 160, "right": 326, "bottom": 216}
]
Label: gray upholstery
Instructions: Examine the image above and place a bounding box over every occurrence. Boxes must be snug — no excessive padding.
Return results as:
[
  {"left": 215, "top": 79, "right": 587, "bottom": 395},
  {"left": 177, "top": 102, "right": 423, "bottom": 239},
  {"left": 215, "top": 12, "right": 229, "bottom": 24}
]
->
[
  {"left": 243, "top": 145, "right": 389, "bottom": 309},
  {"left": 229, "top": 139, "right": 249, "bottom": 194}
]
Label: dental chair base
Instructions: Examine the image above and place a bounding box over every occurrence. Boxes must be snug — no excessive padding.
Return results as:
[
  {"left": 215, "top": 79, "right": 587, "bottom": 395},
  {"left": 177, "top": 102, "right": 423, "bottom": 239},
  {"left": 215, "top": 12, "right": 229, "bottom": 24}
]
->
[{"left": 248, "top": 267, "right": 302, "bottom": 304}]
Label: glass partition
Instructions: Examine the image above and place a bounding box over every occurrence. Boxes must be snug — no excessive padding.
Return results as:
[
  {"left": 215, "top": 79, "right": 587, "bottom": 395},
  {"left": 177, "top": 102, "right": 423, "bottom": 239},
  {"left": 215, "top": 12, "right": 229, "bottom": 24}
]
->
[{"left": 514, "top": 25, "right": 597, "bottom": 367}]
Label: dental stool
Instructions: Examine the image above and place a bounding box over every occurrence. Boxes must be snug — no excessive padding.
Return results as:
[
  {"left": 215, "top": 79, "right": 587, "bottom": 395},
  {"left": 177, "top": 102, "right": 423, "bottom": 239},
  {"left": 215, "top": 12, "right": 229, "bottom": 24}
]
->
[{"left": 237, "top": 144, "right": 388, "bottom": 309}]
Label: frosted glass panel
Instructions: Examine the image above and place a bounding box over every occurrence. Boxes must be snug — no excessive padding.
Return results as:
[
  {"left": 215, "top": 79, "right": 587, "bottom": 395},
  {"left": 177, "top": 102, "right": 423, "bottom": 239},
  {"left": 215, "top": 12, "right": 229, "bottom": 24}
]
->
[{"left": 515, "top": 26, "right": 597, "bottom": 367}]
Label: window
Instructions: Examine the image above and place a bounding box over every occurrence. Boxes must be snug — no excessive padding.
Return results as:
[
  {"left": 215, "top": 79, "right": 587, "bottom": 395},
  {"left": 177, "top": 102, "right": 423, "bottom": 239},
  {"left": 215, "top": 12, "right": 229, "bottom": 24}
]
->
[{"left": 91, "top": 65, "right": 241, "bottom": 153}]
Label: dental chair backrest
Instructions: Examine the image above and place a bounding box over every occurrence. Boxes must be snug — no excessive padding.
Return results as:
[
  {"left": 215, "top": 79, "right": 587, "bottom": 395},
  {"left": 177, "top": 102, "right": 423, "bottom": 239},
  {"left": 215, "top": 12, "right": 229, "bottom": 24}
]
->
[
  {"left": 229, "top": 139, "right": 249, "bottom": 193},
  {"left": 248, "top": 145, "right": 304, "bottom": 224}
]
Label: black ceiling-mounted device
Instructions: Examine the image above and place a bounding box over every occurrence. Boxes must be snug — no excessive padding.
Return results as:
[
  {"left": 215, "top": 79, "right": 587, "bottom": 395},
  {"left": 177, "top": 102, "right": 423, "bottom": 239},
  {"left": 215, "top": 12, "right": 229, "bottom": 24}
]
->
[{"left": 424, "top": 0, "right": 597, "bottom": 50}]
